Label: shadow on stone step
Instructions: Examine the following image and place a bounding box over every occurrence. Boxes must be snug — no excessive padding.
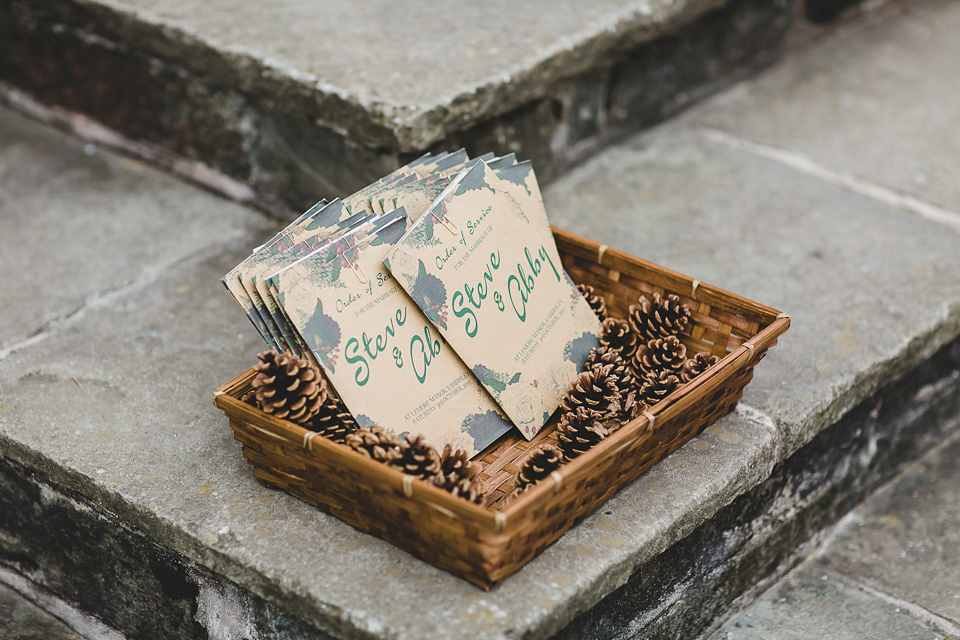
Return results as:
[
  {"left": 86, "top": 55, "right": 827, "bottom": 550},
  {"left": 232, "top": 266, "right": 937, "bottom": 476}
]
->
[{"left": 1, "top": 0, "right": 794, "bottom": 217}]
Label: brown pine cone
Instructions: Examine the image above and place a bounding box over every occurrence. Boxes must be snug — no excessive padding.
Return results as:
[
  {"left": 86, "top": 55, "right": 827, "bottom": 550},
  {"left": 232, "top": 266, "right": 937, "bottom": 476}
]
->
[
  {"left": 391, "top": 435, "right": 442, "bottom": 479},
  {"left": 560, "top": 368, "right": 622, "bottom": 422},
  {"left": 632, "top": 335, "right": 687, "bottom": 378},
  {"left": 587, "top": 346, "right": 637, "bottom": 394},
  {"left": 345, "top": 426, "right": 402, "bottom": 464},
  {"left": 576, "top": 283, "right": 608, "bottom": 321},
  {"left": 681, "top": 351, "right": 720, "bottom": 383},
  {"left": 515, "top": 444, "right": 563, "bottom": 491},
  {"left": 556, "top": 407, "right": 611, "bottom": 460},
  {"left": 599, "top": 317, "right": 638, "bottom": 360},
  {"left": 240, "top": 389, "right": 258, "bottom": 406},
  {"left": 618, "top": 389, "right": 642, "bottom": 423},
  {"left": 251, "top": 350, "right": 325, "bottom": 426},
  {"left": 430, "top": 473, "right": 484, "bottom": 504},
  {"left": 628, "top": 293, "right": 691, "bottom": 342},
  {"left": 638, "top": 370, "right": 681, "bottom": 409},
  {"left": 308, "top": 395, "right": 358, "bottom": 443},
  {"left": 439, "top": 444, "right": 480, "bottom": 481}
]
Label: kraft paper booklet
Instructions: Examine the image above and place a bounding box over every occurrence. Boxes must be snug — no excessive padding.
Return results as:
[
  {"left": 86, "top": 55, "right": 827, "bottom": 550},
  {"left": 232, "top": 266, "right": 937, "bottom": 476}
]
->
[
  {"left": 265, "top": 212, "right": 404, "bottom": 368},
  {"left": 247, "top": 205, "right": 373, "bottom": 354},
  {"left": 270, "top": 208, "right": 513, "bottom": 454},
  {"left": 223, "top": 151, "right": 460, "bottom": 351},
  {"left": 380, "top": 154, "right": 515, "bottom": 220},
  {"left": 221, "top": 197, "right": 329, "bottom": 349},
  {"left": 383, "top": 160, "right": 602, "bottom": 439},
  {"left": 221, "top": 150, "right": 453, "bottom": 345}
]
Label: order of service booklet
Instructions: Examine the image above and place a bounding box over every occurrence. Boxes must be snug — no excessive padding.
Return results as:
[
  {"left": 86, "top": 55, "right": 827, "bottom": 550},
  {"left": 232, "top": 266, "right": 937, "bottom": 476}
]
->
[
  {"left": 383, "top": 160, "right": 602, "bottom": 439},
  {"left": 268, "top": 208, "right": 513, "bottom": 456}
]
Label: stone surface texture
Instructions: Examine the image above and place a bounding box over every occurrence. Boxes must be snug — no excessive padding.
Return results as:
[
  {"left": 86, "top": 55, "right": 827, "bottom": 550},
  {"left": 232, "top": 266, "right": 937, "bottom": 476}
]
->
[
  {"left": 0, "top": 0, "right": 794, "bottom": 210},
  {"left": 711, "top": 434, "right": 960, "bottom": 640},
  {"left": 0, "top": 108, "right": 266, "bottom": 352},
  {"left": 697, "top": 0, "right": 960, "bottom": 216},
  {"left": 2, "top": 0, "right": 960, "bottom": 639},
  {"left": 0, "top": 581, "right": 86, "bottom": 640},
  {"left": 7, "top": 0, "right": 723, "bottom": 150},
  {"left": 713, "top": 566, "right": 942, "bottom": 640}
]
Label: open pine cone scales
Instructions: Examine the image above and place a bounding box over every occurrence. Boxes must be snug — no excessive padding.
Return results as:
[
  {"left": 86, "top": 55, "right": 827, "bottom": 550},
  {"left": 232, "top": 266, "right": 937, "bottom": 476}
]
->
[
  {"left": 515, "top": 445, "right": 563, "bottom": 491},
  {"left": 556, "top": 407, "right": 611, "bottom": 460},
  {"left": 632, "top": 335, "right": 687, "bottom": 378},
  {"left": 393, "top": 435, "right": 442, "bottom": 479},
  {"left": 251, "top": 350, "right": 326, "bottom": 425},
  {"left": 431, "top": 473, "right": 484, "bottom": 504},
  {"left": 638, "top": 370, "right": 681, "bottom": 408},
  {"left": 560, "top": 368, "right": 622, "bottom": 421},
  {"left": 576, "top": 283, "right": 608, "bottom": 321},
  {"left": 682, "top": 351, "right": 720, "bottom": 383},
  {"left": 599, "top": 317, "right": 638, "bottom": 360},
  {"left": 587, "top": 346, "right": 636, "bottom": 391},
  {"left": 628, "top": 293, "right": 691, "bottom": 342},
  {"left": 309, "top": 395, "right": 358, "bottom": 442},
  {"left": 345, "top": 427, "right": 402, "bottom": 464},
  {"left": 439, "top": 444, "right": 480, "bottom": 481}
]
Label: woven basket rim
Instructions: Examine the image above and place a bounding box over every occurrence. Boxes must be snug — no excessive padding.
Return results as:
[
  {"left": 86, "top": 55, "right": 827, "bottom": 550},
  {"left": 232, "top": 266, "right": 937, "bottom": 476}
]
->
[{"left": 214, "top": 316, "right": 789, "bottom": 532}]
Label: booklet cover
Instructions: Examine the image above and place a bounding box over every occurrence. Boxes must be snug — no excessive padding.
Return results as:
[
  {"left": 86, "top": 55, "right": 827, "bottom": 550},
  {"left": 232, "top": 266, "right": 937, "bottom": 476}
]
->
[
  {"left": 270, "top": 208, "right": 513, "bottom": 455},
  {"left": 383, "top": 161, "right": 602, "bottom": 439}
]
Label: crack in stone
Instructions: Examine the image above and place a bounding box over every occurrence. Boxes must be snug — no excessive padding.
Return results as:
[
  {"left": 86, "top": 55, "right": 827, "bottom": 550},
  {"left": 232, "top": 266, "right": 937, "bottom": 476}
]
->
[
  {"left": 697, "top": 127, "right": 960, "bottom": 235},
  {"left": 828, "top": 570, "right": 960, "bottom": 637},
  {"left": 0, "top": 241, "right": 254, "bottom": 362}
]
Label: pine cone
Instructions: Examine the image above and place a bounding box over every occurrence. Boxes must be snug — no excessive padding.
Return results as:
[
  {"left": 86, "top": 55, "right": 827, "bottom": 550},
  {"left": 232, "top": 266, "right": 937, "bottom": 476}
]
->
[
  {"left": 308, "top": 395, "right": 358, "bottom": 443},
  {"left": 439, "top": 444, "right": 480, "bottom": 481},
  {"left": 556, "top": 407, "right": 611, "bottom": 460},
  {"left": 681, "top": 352, "right": 720, "bottom": 383},
  {"left": 345, "top": 426, "right": 402, "bottom": 464},
  {"left": 251, "top": 350, "right": 325, "bottom": 425},
  {"left": 392, "top": 435, "right": 442, "bottom": 479},
  {"left": 431, "top": 473, "right": 484, "bottom": 504},
  {"left": 628, "top": 293, "right": 691, "bottom": 342},
  {"left": 632, "top": 335, "right": 687, "bottom": 378},
  {"left": 587, "top": 346, "right": 637, "bottom": 393},
  {"left": 560, "top": 368, "right": 622, "bottom": 422},
  {"left": 638, "top": 370, "right": 681, "bottom": 409},
  {"left": 618, "top": 389, "right": 642, "bottom": 423},
  {"left": 515, "top": 444, "right": 563, "bottom": 491},
  {"left": 599, "top": 317, "right": 638, "bottom": 360},
  {"left": 576, "top": 284, "right": 608, "bottom": 321}
]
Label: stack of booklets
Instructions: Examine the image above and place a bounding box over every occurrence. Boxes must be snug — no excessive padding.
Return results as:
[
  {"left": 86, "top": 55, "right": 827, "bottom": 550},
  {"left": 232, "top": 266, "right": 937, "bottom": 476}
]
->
[{"left": 222, "top": 151, "right": 602, "bottom": 457}]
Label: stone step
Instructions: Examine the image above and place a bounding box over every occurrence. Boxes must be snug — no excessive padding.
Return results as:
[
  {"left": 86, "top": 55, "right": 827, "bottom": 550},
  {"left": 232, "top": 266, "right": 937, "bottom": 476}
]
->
[
  {"left": 0, "top": 0, "right": 795, "bottom": 216},
  {"left": 2, "top": 1, "right": 960, "bottom": 639},
  {"left": 0, "top": 580, "right": 89, "bottom": 640},
  {"left": 707, "top": 432, "right": 960, "bottom": 640}
]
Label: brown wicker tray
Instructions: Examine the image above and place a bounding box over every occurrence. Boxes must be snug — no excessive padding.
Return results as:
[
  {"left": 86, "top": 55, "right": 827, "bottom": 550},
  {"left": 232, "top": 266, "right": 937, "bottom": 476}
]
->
[{"left": 214, "top": 227, "right": 789, "bottom": 589}]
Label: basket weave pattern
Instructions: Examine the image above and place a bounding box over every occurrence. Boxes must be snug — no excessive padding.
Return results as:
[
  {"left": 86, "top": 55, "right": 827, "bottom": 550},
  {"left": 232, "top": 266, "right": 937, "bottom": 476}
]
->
[{"left": 214, "top": 228, "right": 788, "bottom": 589}]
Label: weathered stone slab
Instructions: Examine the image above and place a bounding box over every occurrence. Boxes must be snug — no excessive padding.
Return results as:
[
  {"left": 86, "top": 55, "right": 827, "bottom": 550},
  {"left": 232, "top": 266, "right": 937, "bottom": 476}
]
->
[
  {"left": 0, "top": 0, "right": 795, "bottom": 211},
  {"left": 710, "top": 566, "right": 941, "bottom": 640},
  {"left": 0, "top": 240, "right": 780, "bottom": 639},
  {"left": 557, "top": 336, "right": 960, "bottom": 639},
  {"left": 819, "top": 434, "right": 960, "bottom": 626},
  {"left": 544, "top": 126, "right": 960, "bottom": 458},
  {"left": 0, "top": 581, "right": 86, "bottom": 640},
  {"left": 696, "top": 0, "right": 960, "bottom": 214},
  {"left": 708, "top": 402, "right": 960, "bottom": 640},
  {"left": 0, "top": 107, "right": 267, "bottom": 352}
]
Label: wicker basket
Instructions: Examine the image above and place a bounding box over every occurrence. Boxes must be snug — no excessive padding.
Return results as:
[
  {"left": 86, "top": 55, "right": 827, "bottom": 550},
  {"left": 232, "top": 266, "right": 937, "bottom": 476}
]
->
[{"left": 213, "top": 227, "right": 789, "bottom": 589}]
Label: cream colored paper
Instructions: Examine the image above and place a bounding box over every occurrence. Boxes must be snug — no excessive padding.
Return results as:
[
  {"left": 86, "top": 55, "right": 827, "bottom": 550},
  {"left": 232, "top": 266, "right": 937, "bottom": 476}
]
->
[
  {"left": 384, "top": 161, "right": 602, "bottom": 439},
  {"left": 271, "top": 209, "right": 513, "bottom": 455}
]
